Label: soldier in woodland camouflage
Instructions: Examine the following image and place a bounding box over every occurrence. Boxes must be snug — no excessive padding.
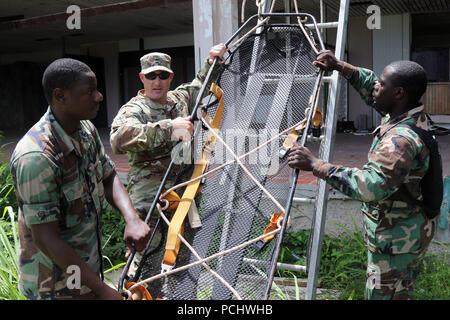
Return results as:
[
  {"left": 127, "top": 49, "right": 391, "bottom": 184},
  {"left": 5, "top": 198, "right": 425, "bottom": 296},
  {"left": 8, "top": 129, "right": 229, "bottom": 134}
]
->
[
  {"left": 10, "top": 58, "right": 150, "bottom": 300},
  {"left": 288, "top": 50, "right": 435, "bottom": 300},
  {"left": 109, "top": 44, "right": 226, "bottom": 287}
]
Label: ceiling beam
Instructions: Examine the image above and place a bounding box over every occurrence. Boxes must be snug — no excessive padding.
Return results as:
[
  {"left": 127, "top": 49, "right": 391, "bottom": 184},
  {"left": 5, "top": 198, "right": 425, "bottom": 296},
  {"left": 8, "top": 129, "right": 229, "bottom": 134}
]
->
[{"left": 0, "top": 0, "right": 189, "bottom": 31}]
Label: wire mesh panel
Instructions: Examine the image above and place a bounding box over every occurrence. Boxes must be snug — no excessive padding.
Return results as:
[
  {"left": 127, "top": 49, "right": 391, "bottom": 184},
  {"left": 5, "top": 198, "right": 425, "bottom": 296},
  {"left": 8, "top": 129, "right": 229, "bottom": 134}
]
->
[{"left": 143, "top": 23, "right": 321, "bottom": 300}]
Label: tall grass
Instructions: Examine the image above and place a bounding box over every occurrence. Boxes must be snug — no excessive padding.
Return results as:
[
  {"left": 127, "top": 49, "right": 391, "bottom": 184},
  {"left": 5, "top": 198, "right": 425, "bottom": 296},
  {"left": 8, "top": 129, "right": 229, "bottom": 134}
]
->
[
  {"left": 0, "top": 206, "right": 26, "bottom": 300},
  {"left": 415, "top": 241, "right": 450, "bottom": 300},
  {"left": 277, "top": 216, "right": 450, "bottom": 300},
  {"left": 277, "top": 219, "right": 366, "bottom": 300}
]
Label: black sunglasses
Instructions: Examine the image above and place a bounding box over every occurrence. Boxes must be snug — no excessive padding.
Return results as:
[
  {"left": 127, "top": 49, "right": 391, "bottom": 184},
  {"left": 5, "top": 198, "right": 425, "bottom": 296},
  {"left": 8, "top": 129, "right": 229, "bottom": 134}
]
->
[{"left": 145, "top": 71, "right": 171, "bottom": 80}]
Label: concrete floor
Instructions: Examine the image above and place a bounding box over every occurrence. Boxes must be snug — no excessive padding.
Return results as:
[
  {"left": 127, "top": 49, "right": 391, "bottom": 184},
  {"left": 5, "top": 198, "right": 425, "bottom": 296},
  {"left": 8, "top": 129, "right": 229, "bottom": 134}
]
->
[{"left": 3, "top": 128, "right": 450, "bottom": 180}]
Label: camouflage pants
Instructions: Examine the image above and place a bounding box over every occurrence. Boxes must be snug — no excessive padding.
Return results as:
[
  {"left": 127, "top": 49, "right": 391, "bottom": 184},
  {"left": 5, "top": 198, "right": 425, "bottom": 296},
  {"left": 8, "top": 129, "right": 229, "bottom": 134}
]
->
[{"left": 365, "top": 250, "right": 426, "bottom": 300}]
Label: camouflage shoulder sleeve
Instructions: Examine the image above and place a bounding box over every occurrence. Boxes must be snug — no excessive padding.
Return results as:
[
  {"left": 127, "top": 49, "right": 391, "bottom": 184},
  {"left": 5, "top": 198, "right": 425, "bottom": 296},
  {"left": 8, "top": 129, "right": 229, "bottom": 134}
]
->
[
  {"left": 11, "top": 152, "right": 61, "bottom": 225},
  {"left": 86, "top": 120, "right": 115, "bottom": 179},
  {"left": 312, "top": 131, "right": 419, "bottom": 202},
  {"left": 110, "top": 103, "right": 173, "bottom": 154},
  {"left": 351, "top": 67, "right": 386, "bottom": 117},
  {"left": 171, "top": 58, "right": 222, "bottom": 114}
]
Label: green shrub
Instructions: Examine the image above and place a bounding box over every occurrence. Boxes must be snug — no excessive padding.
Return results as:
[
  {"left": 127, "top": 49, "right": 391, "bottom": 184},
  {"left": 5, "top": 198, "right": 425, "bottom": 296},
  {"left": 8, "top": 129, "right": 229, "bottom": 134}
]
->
[
  {"left": 0, "top": 133, "right": 17, "bottom": 215},
  {"left": 278, "top": 221, "right": 367, "bottom": 300},
  {"left": 278, "top": 220, "right": 450, "bottom": 300},
  {"left": 101, "top": 204, "right": 126, "bottom": 266},
  {"left": 415, "top": 243, "right": 450, "bottom": 300},
  {"left": 0, "top": 206, "right": 26, "bottom": 300}
]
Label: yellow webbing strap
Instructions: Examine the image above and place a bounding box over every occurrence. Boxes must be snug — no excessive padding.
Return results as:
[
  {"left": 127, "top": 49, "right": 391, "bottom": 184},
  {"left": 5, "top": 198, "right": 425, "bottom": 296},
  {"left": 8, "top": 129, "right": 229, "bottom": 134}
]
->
[
  {"left": 279, "top": 103, "right": 323, "bottom": 158},
  {"left": 125, "top": 282, "right": 153, "bottom": 300},
  {"left": 254, "top": 212, "right": 284, "bottom": 251},
  {"left": 162, "top": 83, "right": 225, "bottom": 268}
]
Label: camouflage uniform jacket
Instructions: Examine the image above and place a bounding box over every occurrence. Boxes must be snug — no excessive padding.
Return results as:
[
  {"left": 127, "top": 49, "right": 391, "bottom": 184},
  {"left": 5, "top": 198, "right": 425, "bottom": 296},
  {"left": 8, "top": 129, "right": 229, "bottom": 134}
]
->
[
  {"left": 10, "top": 107, "right": 115, "bottom": 299},
  {"left": 312, "top": 67, "right": 435, "bottom": 255},
  {"left": 110, "top": 59, "right": 221, "bottom": 185}
]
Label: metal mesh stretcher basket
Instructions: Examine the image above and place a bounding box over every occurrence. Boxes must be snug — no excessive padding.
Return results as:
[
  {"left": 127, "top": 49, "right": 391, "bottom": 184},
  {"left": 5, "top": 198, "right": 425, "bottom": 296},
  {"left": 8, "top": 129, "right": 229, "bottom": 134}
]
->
[{"left": 119, "top": 12, "right": 325, "bottom": 300}]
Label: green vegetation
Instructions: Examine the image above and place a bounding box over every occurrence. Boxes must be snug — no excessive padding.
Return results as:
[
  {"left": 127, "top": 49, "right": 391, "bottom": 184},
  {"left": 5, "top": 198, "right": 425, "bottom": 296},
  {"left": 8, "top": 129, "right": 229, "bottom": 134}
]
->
[
  {"left": 277, "top": 218, "right": 366, "bottom": 300},
  {"left": 0, "top": 135, "right": 448, "bottom": 300},
  {"left": 415, "top": 242, "right": 450, "bottom": 300},
  {"left": 277, "top": 218, "right": 450, "bottom": 300},
  {"left": 0, "top": 206, "right": 26, "bottom": 300}
]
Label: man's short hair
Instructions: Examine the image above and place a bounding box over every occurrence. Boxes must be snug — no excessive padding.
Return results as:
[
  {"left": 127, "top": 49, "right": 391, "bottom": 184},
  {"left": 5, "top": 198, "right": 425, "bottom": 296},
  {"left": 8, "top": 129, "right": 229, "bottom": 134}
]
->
[
  {"left": 42, "top": 58, "right": 92, "bottom": 104},
  {"left": 386, "top": 60, "right": 428, "bottom": 105}
]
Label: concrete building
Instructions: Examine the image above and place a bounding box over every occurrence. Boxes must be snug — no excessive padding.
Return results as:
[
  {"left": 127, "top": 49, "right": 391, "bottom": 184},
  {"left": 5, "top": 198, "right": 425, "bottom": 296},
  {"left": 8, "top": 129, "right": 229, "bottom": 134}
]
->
[
  {"left": 0, "top": 0, "right": 449, "bottom": 133},
  {"left": 0, "top": 0, "right": 449, "bottom": 244}
]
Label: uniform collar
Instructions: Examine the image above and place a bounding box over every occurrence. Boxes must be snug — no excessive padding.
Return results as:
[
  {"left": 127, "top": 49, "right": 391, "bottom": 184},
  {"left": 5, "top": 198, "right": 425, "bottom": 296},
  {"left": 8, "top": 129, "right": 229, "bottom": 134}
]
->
[
  {"left": 137, "top": 89, "right": 166, "bottom": 109},
  {"left": 46, "top": 107, "right": 88, "bottom": 158},
  {"left": 373, "top": 104, "right": 427, "bottom": 137}
]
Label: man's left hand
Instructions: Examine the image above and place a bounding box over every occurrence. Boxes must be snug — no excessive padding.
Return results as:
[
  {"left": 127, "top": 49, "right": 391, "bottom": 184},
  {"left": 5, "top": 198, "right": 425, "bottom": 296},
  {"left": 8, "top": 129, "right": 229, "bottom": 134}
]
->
[
  {"left": 288, "top": 143, "right": 318, "bottom": 172},
  {"left": 123, "top": 217, "right": 151, "bottom": 258},
  {"left": 208, "top": 43, "right": 227, "bottom": 64}
]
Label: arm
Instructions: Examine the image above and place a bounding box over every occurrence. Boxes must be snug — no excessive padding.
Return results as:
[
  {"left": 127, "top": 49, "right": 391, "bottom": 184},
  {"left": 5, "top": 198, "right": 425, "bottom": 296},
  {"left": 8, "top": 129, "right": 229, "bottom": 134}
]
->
[
  {"left": 94, "top": 125, "right": 151, "bottom": 257},
  {"left": 172, "top": 43, "right": 227, "bottom": 114},
  {"left": 288, "top": 132, "right": 419, "bottom": 202},
  {"left": 12, "top": 153, "right": 122, "bottom": 300},
  {"left": 30, "top": 222, "right": 122, "bottom": 300},
  {"left": 103, "top": 171, "right": 151, "bottom": 257},
  {"left": 313, "top": 50, "right": 386, "bottom": 116},
  {"left": 109, "top": 104, "right": 174, "bottom": 154}
]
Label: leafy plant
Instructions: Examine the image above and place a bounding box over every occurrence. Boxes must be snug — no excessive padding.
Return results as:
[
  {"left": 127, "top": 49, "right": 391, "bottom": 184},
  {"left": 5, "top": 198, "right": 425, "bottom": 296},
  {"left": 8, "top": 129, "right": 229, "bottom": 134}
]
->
[
  {"left": 0, "top": 133, "right": 17, "bottom": 215},
  {"left": 278, "top": 217, "right": 367, "bottom": 300},
  {"left": 415, "top": 242, "right": 450, "bottom": 300},
  {"left": 0, "top": 206, "right": 26, "bottom": 300},
  {"left": 101, "top": 204, "right": 126, "bottom": 266},
  {"left": 278, "top": 216, "right": 450, "bottom": 300}
]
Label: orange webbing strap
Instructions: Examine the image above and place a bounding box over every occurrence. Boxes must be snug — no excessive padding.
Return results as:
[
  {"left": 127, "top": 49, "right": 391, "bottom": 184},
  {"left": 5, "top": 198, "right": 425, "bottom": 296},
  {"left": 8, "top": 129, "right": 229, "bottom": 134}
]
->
[
  {"left": 162, "top": 83, "right": 225, "bottom": 271},
  {"left": 253, "top": 212, "right": 284, "bottom": 251},
  {"left": 161, "top": 189, "right": 181, "bottom": 211},
  {"left": 279, "top": 104, "right": 323, "bottom": 159},
  {"left": 124, "top": 282, "right": 153, "bottom": 300},
  {"left": 312, "top": 108, "right": 323, "bottom": 128}
]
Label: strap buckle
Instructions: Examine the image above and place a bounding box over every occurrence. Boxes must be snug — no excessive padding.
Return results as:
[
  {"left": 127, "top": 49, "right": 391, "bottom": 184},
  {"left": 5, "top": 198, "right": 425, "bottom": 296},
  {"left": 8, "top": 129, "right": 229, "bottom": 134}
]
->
[
  {"left": 161, "top": 263, "right": 174, "bottom": 274},
  {"left": 253, "top": 239, "right": 266, "bottom": 251},
  {"left": 278, "top": 147, "right": 290, "bottom": 159},
  {"left": 203, "top": 142, "right": 215, "bottom": 155}
]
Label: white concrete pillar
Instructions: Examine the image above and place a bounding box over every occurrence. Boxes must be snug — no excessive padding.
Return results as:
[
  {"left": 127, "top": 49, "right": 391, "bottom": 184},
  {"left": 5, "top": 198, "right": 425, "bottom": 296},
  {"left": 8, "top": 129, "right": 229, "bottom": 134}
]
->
[
  {"left": 89, "top": 42, "right": 120, "bottom": 127},
  {"left": 192, "top": 0, "right": 239, "bottom": 72},
  {"left": 372, "top": 13, "right": 411, "bottom": 127}
]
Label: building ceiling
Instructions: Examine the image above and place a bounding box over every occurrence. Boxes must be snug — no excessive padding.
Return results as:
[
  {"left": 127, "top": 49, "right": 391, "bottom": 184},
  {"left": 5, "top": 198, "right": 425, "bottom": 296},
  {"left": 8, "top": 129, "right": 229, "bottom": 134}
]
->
[
  {"left": 0, "top": 0, "right": 448, "bottom": 55},
  {"left": 325, "top": 0, "right": 450, "bottom": 16}
]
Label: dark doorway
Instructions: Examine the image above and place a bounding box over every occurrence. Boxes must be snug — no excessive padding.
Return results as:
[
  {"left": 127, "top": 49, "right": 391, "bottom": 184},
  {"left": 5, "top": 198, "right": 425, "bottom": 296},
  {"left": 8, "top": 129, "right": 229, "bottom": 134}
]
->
[{"left": 65, "top": 55, "right": 109, "bottom": 128}]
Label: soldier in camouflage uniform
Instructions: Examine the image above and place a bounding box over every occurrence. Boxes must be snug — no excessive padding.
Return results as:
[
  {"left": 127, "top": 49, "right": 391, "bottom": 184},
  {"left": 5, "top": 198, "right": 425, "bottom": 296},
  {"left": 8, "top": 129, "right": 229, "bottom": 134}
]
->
[
  {"left": 109, "top": 44, "right": 226, "bottom": 291},
  {"left": 10, "top": 58, "right": 151, "bottom": 300},
  {"left": 288, "top": 50, "right": 435, "bottom": 300}
]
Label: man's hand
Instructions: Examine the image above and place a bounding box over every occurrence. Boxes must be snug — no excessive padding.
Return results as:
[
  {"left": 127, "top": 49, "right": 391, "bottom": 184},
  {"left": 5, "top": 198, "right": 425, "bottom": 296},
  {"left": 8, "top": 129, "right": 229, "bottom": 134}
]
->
[
  {"left": 287, "top": 143, "right": 318, "bottom": 171},
  {"left": 171, "top": 116, "right": 194, "bottom": 141},
  {"left": 313, "top": 50, "right": 343, "bottom": 72},
  {"left": 208, "top": 43, "right": 227, "bottom": 64},
  {"left": 30, "top": 221, "right": 124, "bottom": 300},
  {"left": 124, "top": 216, "right": 151, "bottom": 258}
]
